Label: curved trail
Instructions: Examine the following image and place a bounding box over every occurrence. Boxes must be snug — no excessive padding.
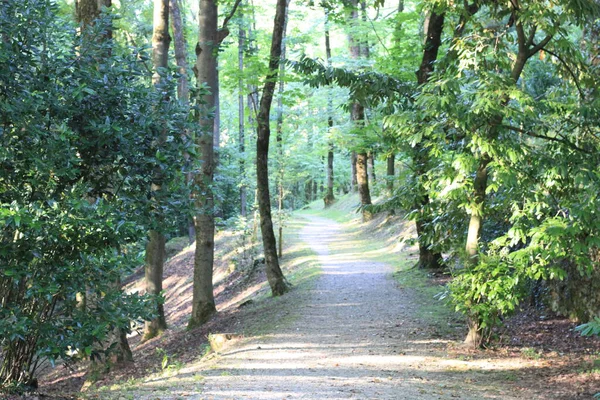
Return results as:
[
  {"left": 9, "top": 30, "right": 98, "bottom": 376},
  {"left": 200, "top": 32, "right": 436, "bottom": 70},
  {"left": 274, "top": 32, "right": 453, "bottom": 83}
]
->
[{"left": 192, "top": 216, "right": 534, "bottom": 399}]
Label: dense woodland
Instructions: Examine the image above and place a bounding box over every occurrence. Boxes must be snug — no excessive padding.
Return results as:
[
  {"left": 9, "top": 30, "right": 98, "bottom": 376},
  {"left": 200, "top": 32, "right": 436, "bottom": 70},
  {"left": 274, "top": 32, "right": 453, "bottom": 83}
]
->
[{"left": 1, "top": 0, "right": 600, "bottom": 394}]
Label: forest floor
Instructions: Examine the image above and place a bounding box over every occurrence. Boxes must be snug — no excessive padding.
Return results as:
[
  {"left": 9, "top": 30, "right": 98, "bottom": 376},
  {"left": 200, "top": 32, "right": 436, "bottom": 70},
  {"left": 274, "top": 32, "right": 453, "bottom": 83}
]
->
[{"left": 30, "top": 194, "right": 600, "bottom": 399}]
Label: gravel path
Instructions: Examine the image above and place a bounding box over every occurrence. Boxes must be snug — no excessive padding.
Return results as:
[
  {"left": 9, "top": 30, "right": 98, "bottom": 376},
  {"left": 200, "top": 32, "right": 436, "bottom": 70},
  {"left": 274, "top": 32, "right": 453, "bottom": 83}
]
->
[{"left": 190, "top": 216, "right": 536, "bottom": 399}]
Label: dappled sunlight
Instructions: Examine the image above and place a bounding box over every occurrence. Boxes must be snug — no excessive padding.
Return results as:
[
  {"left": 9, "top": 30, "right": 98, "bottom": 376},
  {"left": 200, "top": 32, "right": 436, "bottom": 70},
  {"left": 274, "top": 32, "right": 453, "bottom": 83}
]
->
[{"left": 77, "top": 210, "right": 559, "bottom": 399}]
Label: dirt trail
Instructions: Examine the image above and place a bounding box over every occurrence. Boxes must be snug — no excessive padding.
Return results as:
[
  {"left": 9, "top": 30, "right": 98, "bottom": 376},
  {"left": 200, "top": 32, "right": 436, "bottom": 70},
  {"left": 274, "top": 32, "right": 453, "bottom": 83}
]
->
[{"left": 184, "top": 215, "right": 538, "bottom": 400}]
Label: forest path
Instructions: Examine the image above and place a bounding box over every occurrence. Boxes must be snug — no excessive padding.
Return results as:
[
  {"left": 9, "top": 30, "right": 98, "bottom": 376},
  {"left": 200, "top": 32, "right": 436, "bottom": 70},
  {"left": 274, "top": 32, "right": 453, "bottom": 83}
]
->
[{"left": 186, "top": 215, "right": 536, "bottom": 400}]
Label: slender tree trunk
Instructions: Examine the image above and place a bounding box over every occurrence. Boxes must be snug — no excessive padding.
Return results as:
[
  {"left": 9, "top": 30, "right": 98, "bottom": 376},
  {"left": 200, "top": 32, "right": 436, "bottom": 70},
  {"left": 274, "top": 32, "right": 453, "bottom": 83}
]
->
[
  {"left": 351, "top": 152, "right": 358, "bottom": 191},
  {"left": 275, "top": 0, "right": 290, "bottom": 259},
  {"left": 189, "top": 0, "right": 223, "bottom": 328},
  {"left": 238, "top": 22, "right": 248, "bottom": 217},
  {"left": 246, "top": 3, "right": 259, "bottom": 128},
  {"left": 323, "top": 8, "right": 335, "bottom": 207},
  {"left": 356, "top": 151, "right": 372, "bottom": 222},
  {"left": 368, "top": 151, "right": 376, "bottom": 183},
  {"left": 347, "top": 0, "right": 372, "bottom": 218},
  {"left": 463, "top": 17, "right": 533, "bottom": 348},
  {"left": 144, "top": 231, "right": 167, "bottom": 339},
  {"left": 144, "top": 0, "right": 171, "bottom": 340},
  {"left": 76, "top": 0, "right": 111, "bottom": 28},
  {"left": 412, "top": 10, "right": 445, "bottom": 270},
  {"left": 325, "top": 143, "right": 335, "bottom": 206},
  {"left": 169, "top": 0, "right": 195, "bottom": 243},
  {"left": 256, "top": 0, "right": 290, "bottom": 296},
  {"left": 386, "top": 154, "right": 394, "bottom": 193}
]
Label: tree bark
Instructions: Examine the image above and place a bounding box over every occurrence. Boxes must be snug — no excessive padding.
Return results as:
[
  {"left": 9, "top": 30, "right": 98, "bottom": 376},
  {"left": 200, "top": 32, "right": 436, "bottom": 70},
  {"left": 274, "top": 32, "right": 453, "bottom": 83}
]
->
[
  {"left": 350, "top": 152, "right": 358, "bottom": 191},
  {"left": 238, "top": 22, "right": 247, "bottom": 217},
  {"left": 76, "top": 0, "right": 111, "bottom": 28},
  {"left": 412, "top": 9, "right": 445, "bottom": 270},
  {"left": 144, "top": 0, "right": 171, "bottom": 340},
  {"left": 356, "top": 151, "right": 372, "bottom": 221},
  {"left": 323, "top": 7, "right": 335, "bottom": 207},
  {"left": 386, "top": 154, "right": 394, "bottom": 193},
  {"left": 188, "top": 0, "right": 223, "bottom": 328},
  {"left": 256, "top": 0, "right": 290, "bottom": 296},
  {"left": 347, "top": 0, "right": 372, "bottom": 219},
  {"left": 143, "top": 231, "right": 167, "bottom": 339},
  {"left": 463, "top": 15, "right": 538, "bottom": 348},
  {"left": 169, "top": 0, "right": 195, "bottom": 243},
  {"left": 275, "top": 0, "right": 290, "bottom": 259},
  {"left": 368, "top": 151, "right": 376, "bottom": 183}
]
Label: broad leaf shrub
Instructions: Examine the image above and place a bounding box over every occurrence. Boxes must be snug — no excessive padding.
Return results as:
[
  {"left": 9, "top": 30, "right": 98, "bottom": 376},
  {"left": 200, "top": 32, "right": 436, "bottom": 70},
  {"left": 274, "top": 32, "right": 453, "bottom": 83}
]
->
[{"left": 0, "top": 0, "right": 188, "bottom": 390}]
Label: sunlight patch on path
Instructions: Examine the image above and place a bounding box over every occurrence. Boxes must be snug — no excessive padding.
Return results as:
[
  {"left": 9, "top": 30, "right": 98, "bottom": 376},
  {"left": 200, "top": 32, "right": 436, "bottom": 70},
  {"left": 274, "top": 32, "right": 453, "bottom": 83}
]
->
[{"left": 155, "top": 215, "right": 542, "bottom": 400}]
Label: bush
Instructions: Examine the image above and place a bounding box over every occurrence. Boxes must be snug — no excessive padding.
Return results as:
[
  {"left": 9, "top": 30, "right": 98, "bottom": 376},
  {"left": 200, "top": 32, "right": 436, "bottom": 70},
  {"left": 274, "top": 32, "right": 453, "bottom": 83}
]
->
[{"left": 0, "top": 0, "right": 187, "bottom": 389}]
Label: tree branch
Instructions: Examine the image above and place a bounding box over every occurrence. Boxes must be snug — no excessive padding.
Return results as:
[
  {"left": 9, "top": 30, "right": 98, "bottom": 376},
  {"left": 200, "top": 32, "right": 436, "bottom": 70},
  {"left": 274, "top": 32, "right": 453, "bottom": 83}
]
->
[
  {"left": 541, "top": 47, "right": 585, "bottom": 99},
  {"left": 526, "top": 26, "right": 536, "bottom": 47},
  {"left": 501, "top": 124, "right": 592, "bottom": 154},
  {"left": 221, "top": 0, "right": 243, "bottom": 31},
  {"left": 529, "top": 33, "right": 553, "bottom": 56}
]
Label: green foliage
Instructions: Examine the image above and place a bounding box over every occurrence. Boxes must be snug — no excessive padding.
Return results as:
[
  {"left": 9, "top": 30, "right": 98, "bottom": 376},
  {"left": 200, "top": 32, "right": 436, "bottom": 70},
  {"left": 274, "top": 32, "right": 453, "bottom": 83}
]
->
[
  {"left": 576, "top": 317, "right": 600, "bottom": 337},
  {"left": 0, "top": 0, "right": 189, "bottom": 389}
]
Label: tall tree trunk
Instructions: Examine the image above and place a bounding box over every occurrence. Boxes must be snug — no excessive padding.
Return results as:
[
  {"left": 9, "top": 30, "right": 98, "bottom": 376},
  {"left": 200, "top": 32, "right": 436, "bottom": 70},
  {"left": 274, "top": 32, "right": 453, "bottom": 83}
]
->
[
  {"left": 356, "top": 151, "right": 372, "bottom": 221},
  {"left": 144, "top": 0, "right": 171, "bottom": 341},
  {"left": 169, "top": 0, "right": 195, "bottom": 243},
  {"left": 386, "top": 154, "right": 394, "bottom": 193},
  {"left": 275, "top": 0, "right": 290, "bottom": 259},
  {"left": 144, "top": 230, "right": 167, "bottom": 339},
  {"left": 189, "top": 0, "right": 224, "bottom": 328},
  {"left": 323, "top": 7, "right": 335, "bottom": 207},
  {"left": 412, "top": 10, "right": 445, "bottom": 270},
  {"left": 347, "top": 0, "right": 372, "bottom": 218},
  {"left": 368, "top": 151, "right": 376, "bottom": 183},
  {"left": 238, "top": 21, "right": 248, "bottom": 217},
  {"left": 76, "top": 0, "right": 111, "bottom": 28},
  {"left": 246, "top": 3, "right": 259, "bottom": 128},
  {"left": 350, "top": 152, "right": 358, "bottom": 191},
  {"left": 256, "top": 0, "right": 290, "bottom": 296},
  {"left": 325, "top": 143, "right": 335, "bottom": 206},
  {"left": 463, "top": 16, "right": 535, "bottom": 348}
]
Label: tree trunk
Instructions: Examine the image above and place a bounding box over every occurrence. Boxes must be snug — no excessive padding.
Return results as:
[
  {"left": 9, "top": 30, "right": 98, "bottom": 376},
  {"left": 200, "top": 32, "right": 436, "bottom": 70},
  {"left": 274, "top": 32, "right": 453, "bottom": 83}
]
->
[
  {"left": 76, "top": 0, "right": 111, "bottom": 28},
  {"left": 386, "top": 154, "right": 394, "bottom": 193},
  {"left": 412, "top": 10, "right": 445, "bottom": 270},
  {"left": 189, "top": 0, "right": 223, "bottom": 328},
  {"left": 238, "top": 22, "right": 247, "bottom": 217},
  {"left": 463, "top": 18, "right": 534, "bottom": 347},
  {"left": 256, "top": 0, "right": 290, "bottom": 296},
  {"left": 352, "top": 104, "right": 372, "bottom": 221},
  {"left": 368, "top": 151, "right": 376, "bottom": 183},
  {"left": 323, "top": 8, "right": 335, "bottom": 207},
  {"left": 275, "top": 0, "right": 290, "bottom": 259},
  {"left": 144, "top": 0, "right": 171, "bottom": 340},
  {"left": 325, "top": 143, "right": 335, "bottom": 206},
  {"left": 350, "top": 152, "right": 358, "bottom": 191},
  {"left": 356, "top": 152, "right": 372, "bottom": 221},
  {"left": 347, "top": 0, "right": 372, "bottom": 218},
  {"left": 143, "top": 230, "right": 167, "bottom": 339},
  {"left": 169, "top": 0, "right": 195, "bottom": 243}
]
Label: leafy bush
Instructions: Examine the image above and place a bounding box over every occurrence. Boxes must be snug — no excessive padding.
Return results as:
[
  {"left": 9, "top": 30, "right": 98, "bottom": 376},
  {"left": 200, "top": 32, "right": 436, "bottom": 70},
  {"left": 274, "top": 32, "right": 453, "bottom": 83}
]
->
[{"left": 0, "top": 0, "right": 188, "bottom": 389}]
